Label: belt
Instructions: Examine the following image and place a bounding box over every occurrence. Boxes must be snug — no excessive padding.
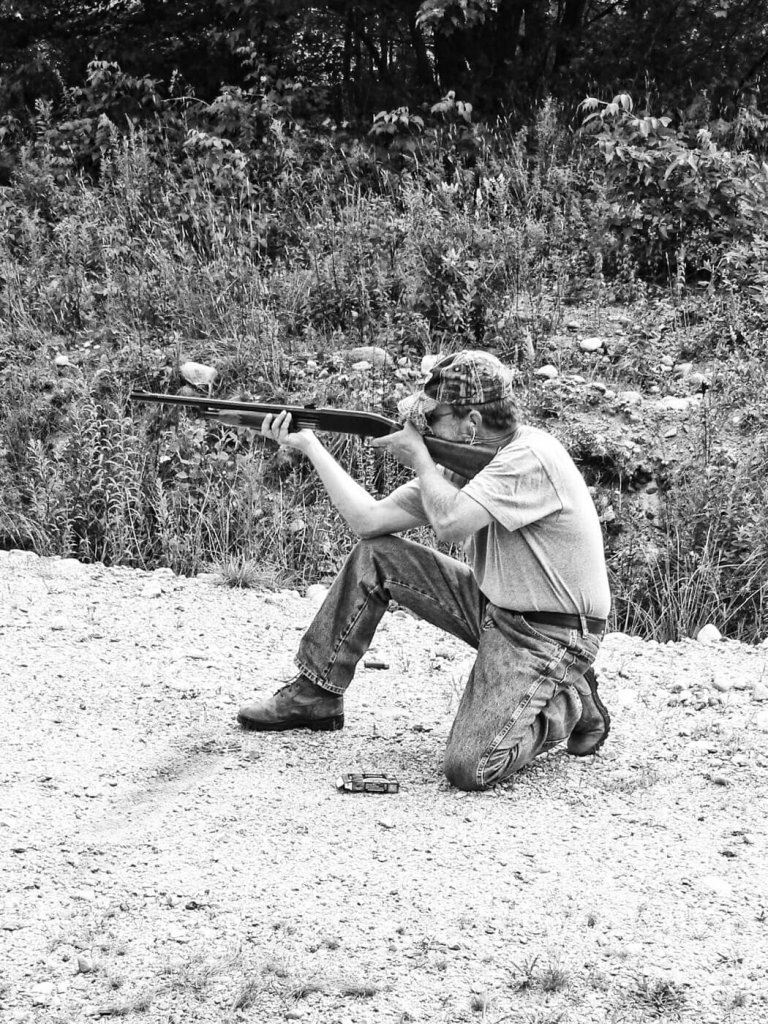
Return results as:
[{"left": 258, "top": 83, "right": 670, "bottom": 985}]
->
[{"left": 513, "top": 610, "right": 606, "bottom": 635}]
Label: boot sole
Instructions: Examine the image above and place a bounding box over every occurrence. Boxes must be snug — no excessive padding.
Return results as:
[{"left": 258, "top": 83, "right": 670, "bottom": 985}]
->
[
  {"left": 238, "top": 714, "right": 344, "bottom": 733},
  {"left": 567, "top": 677, "right": 610, "bottom": 757}
]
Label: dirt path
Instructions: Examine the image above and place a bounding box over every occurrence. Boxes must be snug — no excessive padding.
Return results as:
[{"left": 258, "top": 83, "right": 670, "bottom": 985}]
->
[{"left": 2, "top": 550, "right": 767, "bottom": 1024}]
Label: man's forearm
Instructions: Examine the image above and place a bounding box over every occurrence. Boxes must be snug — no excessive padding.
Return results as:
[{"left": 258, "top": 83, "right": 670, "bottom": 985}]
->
[
  {"left": 414, "top": 457, "right": 463, "bottom": 539},
  {"left": 302, "top": 435, "right": 379, "bottom": 533}
]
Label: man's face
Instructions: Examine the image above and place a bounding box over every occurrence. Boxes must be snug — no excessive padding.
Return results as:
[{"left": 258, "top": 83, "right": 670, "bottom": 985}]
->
[{"left": 425, "top": 404, "right": 467, "bottom": 442}]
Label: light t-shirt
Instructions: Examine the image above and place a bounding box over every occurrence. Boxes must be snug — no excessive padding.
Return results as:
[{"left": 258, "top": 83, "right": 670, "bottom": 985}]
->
[{"left": 389, "top": 425, "right": 610, "bottom": 617}]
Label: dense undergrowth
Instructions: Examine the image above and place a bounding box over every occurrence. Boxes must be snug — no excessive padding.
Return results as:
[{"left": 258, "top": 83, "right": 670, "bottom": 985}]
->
[{"left": 2, "top": 88, "right": 768, "bottom": 642}]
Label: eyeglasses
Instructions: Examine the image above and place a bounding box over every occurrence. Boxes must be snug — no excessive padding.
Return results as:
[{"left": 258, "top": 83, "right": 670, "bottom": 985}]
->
[{"left": 426, "top": 410, "right": 454, "bottom": 427}]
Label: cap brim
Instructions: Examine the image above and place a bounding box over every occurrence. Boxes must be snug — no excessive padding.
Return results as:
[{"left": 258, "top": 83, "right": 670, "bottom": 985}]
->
[{"left": 397, "top": 392, "right": 439, "bottom": 433}]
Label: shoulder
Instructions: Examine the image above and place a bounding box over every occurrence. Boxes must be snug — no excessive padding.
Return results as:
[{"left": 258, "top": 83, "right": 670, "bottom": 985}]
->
[
  {"left": 489, "top": 425, "right": 563, "bottom": 464},
  {"left": 492, "top": 426, "right": 572, "bottom": 468}
]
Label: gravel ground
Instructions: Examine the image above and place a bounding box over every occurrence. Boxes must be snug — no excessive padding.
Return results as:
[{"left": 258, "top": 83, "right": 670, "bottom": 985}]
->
[{"left": 2, "top": 550, "right": 767, "bottom": 1024}]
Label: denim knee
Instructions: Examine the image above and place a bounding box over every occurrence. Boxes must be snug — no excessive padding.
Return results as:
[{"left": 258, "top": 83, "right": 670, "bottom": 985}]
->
[
  {"left": 443, "top": 749, "right": 484, "bottom": 791},
  {"left": 347, "top": 535, "right": 404, "bottom": 574},
  {"left": 353, "top": 534, "right": 403, "bottom": 559},
  {"left": 443, "top": 743, "right": 531, "bottom": 792}
]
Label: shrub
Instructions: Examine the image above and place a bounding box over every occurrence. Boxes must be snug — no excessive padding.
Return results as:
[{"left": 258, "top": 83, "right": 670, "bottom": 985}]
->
[{"left": 580, "top": 93, "right": 768, "bottom": 273}]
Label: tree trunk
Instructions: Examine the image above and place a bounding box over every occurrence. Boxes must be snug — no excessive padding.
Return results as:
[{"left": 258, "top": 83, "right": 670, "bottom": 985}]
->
[
  {"left": 409, "top": 12, "right": 434, "bottom": 90},
  {"left": 553, "top": 0, "right": 589, "bottom": 71}
]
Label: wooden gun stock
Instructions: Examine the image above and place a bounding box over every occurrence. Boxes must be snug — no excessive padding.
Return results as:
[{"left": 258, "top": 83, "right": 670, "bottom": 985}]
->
[{"left": 130, "top": 391, "right": 502, "bottom": 480}]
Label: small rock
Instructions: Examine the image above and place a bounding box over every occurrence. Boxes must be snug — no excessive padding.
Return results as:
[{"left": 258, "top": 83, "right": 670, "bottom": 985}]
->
[
  {"left": 343, "top": 346, "right": 392, "bottom": 368},
  {"left": 77, "top": 956, "right": 93, "bottom": 974},
  {"left": 179, "top": 360, "right": 217, "bottom": 388},
  {"left": 579, "top": 337, "right": 606, "bottom": 352},
  {"left": 696, "top": 624, "right": 722, "bottom": 644},
  {"left": 377, "top": 819, "right": 396, "bottom": 830},
  {"left": 31, "top": 982, "right": 54, "bottom": 1005},
  {"left": 708, "top": 774, "right": 731, "bottom": 787},
  {"left": 656, "top": 395, "right": 701, "bottom": 412},
  {"left": 754, "top": 709, "right": 768, "bottom": 732},
  {"left": 420, "top": 353, "right": 443, "bottom": 375},
  {"left": 364, "top": 658, "right": 390, "bottom": 670},
  {"left": 54, "top": 353, "right": 71, "bottom": 367},
  {"left": 617, "top": 390, "right": 642, "bottom": 405},
  {"left": 698, "top": 875, "right": 733, "bottom": 898},
  {"left": 752, "top": 683, "right": 768, "bottom": 701},
  {"left": 711, "top": 675, "right": 733, "bottom": 693},
  {"left": 534, "top": 364, "right": 559, "bottom": 379},
  {"left": 351, "top": 360, "right": 372, "bottom": 371},
  {"left": 142, "top": 582, "right": 164, "bottom": 599}
]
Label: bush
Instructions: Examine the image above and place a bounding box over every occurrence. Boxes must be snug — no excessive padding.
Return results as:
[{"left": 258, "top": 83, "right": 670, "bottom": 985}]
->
[{"left": 580, "top": 93, "right": 768, "bottom": 274}]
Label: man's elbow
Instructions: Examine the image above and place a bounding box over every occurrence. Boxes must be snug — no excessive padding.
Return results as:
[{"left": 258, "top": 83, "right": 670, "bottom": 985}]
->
[
  {"left": 352, "top": 508, "right": 395, "bottom": 540},
  {"left": 357, "top": 523, "right": 384, "bottom": 540},
  {"left": 432, "top": 516, "right": 467, "bottom": 545}
]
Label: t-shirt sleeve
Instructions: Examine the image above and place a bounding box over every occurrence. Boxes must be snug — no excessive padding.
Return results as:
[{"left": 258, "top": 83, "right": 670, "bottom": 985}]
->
[
  {"left": 462, "top": 444, "right": 562, "bottom": 532},
  {"left": 388, "top": 478, "right": 429, "bottom": 523},
  {"left": 388, "top": 464, "right": 467, "bottom": 524}
]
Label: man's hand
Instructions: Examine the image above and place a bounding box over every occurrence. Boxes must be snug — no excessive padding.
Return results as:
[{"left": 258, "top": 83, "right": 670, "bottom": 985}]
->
[
  {"left": 260, "top": 410, "right": 315, "bottom": 453},
  {"left": 371, "top": 420, "right": 432, "bottom": 472}
]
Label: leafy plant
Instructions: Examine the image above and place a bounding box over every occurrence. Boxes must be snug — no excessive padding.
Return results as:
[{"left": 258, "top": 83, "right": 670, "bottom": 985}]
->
[{"left": 580, "top": 93, "right": 768, "bottom": 273}]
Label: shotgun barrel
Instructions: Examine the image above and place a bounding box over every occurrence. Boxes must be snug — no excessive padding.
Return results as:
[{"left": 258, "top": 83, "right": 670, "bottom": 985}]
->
[{"left": 129, "top": 391, "right": 501, "bottom": 479}]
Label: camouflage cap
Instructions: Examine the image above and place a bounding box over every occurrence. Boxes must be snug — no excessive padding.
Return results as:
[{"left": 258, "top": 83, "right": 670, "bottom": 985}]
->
[{"left": 398, "top": 350, "right": 516, "bottom": 432}]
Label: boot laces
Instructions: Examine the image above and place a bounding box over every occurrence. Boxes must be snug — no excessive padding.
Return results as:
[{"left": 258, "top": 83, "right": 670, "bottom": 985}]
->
[{"left": 273, "top": 675, "right": 304, "bottom": 697}]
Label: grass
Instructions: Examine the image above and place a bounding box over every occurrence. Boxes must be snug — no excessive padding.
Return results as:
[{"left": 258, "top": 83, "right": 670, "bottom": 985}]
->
[
  {"left": 629, "top": 975, "right": 687, "bottom": 1018},
  {"left": 596, "top": 766, "right": 661, "bottom": 795},
  {"left": 95, "top": 986, "right": 159, "bottom": 1017},
  {"left": 508, "top": 955, "right": 570, "bottom": 996},
  {"left": 2, "top": 110, "right": 768, "bottom": 641},
  {"left": 231, "top": 976, "right": 263, "bottom": 1011}
]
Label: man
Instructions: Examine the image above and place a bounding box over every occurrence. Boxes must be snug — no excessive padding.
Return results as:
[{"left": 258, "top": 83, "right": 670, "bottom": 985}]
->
[{"left": 237, "top": 350, "right": 611, "bottom": 791}]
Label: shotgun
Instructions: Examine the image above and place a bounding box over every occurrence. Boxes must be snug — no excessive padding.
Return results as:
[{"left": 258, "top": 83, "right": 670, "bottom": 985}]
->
[{"left": 130, "top": 391, "right": 504, "bottom": 479}]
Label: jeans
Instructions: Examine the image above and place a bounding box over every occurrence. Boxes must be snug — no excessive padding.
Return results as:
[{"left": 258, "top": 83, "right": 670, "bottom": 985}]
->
[{"left": 296, "top": 536, "right": 601, "bottom": 791}]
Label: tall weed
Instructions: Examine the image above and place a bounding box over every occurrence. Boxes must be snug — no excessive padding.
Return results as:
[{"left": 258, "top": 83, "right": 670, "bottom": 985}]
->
[{"left": 2, "top": 106, "right": 768, "bottom": 640}]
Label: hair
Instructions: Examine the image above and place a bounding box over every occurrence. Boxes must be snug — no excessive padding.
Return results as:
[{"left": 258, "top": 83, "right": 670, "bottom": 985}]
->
[{"left": 451, "top": 397, "right": 519, "bottom": 431}]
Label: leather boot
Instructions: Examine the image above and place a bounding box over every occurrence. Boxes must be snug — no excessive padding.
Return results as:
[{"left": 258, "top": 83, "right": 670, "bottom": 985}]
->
[
  {"left": 567, "top": 667, "right": 610, "bottom": 756},
  {"left": 237, "top": 675, "right": 344, "bottom": 732}
]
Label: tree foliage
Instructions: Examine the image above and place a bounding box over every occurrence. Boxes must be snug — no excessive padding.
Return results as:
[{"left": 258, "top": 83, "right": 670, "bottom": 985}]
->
[{"left": 1, "top": 1, "right": 767, "bottom": 130}]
